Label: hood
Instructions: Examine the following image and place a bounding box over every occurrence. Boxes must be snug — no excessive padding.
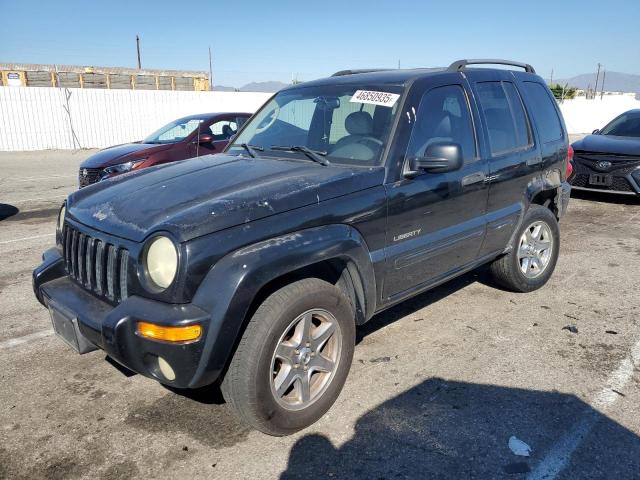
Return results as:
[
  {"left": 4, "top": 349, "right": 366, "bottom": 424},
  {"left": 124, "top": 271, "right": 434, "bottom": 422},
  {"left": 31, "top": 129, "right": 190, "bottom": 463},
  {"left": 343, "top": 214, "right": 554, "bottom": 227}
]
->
[
  {"left": 67, "top": 154, "right": 384, "bottom": 242},
  {"left": 80, "top": 143, "right": 173, "bottom": 168},
  {"left": 573, "top": 134, "right": 640, "bottom": 157}
]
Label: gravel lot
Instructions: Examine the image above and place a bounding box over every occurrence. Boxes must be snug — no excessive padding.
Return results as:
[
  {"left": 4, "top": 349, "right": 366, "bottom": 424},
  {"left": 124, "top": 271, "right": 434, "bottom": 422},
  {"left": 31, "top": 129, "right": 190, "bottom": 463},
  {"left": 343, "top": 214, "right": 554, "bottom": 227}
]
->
[{"left": 1, "top": 147, "right": 639, "bottom": 479}]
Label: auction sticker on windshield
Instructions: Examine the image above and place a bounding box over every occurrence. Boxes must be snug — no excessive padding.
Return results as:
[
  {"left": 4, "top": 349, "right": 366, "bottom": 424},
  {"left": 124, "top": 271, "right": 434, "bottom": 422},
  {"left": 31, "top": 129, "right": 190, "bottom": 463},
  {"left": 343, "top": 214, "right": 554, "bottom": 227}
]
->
[{"left": 350, "top": 90, "right": 400, "bottom": 107}]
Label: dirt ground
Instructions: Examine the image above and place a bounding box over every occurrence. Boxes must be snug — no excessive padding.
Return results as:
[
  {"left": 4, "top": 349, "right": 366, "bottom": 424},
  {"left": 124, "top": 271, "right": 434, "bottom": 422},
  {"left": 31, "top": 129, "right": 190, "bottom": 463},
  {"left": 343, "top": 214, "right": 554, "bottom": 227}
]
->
[{"left": 1, "top": 148, "right": 639, "bottom": 479}]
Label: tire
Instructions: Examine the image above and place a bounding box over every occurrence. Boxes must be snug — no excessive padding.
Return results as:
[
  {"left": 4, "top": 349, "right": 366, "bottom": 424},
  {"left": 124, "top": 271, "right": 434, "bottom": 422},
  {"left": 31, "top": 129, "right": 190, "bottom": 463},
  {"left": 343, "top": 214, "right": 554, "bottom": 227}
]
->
[
  {"left": 221, "top": 278, "right": 355, "bottom": 436},
  {"left": 488, "top": 204, "right": 560, "bottom": 293}
]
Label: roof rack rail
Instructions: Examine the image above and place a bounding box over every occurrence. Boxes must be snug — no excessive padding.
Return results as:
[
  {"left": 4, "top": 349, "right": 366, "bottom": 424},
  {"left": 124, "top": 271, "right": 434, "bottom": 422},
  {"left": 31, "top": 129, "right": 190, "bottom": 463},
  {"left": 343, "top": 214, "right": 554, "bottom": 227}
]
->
[
  {"left": 331, "top": 68, "right": 392, "bottom": 77},
  {"left": 448, "top": 59, "right": 536, "bottom": 74}
]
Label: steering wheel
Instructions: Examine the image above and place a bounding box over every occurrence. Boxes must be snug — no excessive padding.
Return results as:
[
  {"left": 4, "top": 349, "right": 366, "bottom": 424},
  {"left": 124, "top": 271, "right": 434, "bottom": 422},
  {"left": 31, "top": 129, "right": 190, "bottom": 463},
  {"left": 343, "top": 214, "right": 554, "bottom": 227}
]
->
[
  {"left": 255, "top": 104, "right": 280, "bottom": 134},
  {"left": 357, "top": 136, "right": 384, "bottom": 147}
]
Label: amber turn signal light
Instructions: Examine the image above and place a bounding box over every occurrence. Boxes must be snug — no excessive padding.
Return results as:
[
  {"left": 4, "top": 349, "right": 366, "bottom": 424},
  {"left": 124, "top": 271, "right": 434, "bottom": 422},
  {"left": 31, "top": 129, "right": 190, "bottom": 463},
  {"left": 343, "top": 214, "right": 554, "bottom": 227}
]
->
[{"left": 136, "top": 321, "right": 202, "bottom": 343}]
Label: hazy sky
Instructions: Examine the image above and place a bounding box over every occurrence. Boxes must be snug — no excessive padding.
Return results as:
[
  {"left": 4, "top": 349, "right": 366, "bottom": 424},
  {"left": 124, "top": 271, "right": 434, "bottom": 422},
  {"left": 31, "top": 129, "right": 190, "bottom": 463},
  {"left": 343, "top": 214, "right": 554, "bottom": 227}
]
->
[{"left": 1, "top": 0, "right": 638, "bottom": 87}]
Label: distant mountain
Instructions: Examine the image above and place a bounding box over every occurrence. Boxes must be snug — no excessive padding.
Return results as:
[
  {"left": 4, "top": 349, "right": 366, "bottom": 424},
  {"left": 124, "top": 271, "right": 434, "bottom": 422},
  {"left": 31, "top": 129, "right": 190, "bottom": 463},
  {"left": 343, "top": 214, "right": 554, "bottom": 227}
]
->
[
  {"left": 240, "top": 81, "right": 289, "bottom": 93},
  {"left": 213, "top": 85, "right": 238, "bottom": 92},
  {"left": 213, "top": 81, "right": 289, "bottom": 93},
  {"left": 551, "top": 72, "right": 640, "bottom": 93}
]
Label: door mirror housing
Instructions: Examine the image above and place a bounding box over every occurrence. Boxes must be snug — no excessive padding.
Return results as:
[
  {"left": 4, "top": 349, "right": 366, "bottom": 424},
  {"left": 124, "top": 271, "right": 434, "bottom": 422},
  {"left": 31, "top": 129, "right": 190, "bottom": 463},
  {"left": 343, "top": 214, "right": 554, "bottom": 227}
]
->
[
  {"left": 197, "top": 133, "right": 214, "bottom": 144},
  {"left": 406, "top": 142, "right": 464, "bottom": 177},
  {"left": 592, "top": 129, "right": 600, "bottom": 135}
]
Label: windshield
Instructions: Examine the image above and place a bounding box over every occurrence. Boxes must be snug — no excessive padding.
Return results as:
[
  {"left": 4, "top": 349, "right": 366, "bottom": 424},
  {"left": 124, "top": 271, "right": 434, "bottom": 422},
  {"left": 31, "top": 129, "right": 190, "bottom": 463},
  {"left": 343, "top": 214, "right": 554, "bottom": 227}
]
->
[
  {"left": 143, "top": 117, "right": 206, "bottom": 144},
  {"left": 228, "top": 84, "right": 403, "bottom": 166},
  {"left": 600, "top": 112, "right": 640, "bottom": 137}
]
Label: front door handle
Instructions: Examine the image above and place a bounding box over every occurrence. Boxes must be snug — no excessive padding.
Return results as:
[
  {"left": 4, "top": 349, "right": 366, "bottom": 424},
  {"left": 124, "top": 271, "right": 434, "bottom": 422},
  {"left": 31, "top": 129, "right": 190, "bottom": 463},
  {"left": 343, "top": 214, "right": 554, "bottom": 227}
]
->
[{"left": 461, "top": 172, "right": 486, "bottom": 186}]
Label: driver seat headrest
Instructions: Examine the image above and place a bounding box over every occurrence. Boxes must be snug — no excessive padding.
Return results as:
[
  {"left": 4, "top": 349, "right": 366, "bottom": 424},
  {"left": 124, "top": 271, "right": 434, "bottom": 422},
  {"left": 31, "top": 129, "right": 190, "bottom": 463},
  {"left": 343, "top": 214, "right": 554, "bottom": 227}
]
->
[
  {"left": 345, "top": 111, "right": 373, "bottom": 136},
  {"left": 222, "top": 124, "right": 234, "bottom": 137}
]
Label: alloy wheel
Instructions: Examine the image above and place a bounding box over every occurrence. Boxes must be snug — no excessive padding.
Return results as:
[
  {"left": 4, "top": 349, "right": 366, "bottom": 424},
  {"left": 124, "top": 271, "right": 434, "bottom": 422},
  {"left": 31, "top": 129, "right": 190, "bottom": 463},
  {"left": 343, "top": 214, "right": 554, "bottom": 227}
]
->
[{"left": 270, "top": 308, "right": 342, "bottom": 411}]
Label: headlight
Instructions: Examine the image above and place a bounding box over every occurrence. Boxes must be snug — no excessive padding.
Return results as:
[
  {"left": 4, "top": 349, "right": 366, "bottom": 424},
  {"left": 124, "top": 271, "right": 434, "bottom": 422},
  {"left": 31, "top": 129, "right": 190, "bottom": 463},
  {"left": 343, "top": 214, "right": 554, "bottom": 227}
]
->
[
  {"left": 57, "top": 203, "right": 66, "bottom": 232},
  {"left": 101, "top": 159, "right": 145, "bottom": 179},
  {"left": 144, "top": 236, "right": 178, "bottom": 289}
]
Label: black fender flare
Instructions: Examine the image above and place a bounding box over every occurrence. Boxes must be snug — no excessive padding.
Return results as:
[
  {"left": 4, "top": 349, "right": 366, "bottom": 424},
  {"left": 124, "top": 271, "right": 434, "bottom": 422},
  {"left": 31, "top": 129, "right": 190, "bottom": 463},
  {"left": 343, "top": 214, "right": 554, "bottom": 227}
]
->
[
  {"left": 188, "top": 224, "right": 376, "bottom": 388},
  {"left": 524, "top": 168, "right": 564, "bottom": 215}
]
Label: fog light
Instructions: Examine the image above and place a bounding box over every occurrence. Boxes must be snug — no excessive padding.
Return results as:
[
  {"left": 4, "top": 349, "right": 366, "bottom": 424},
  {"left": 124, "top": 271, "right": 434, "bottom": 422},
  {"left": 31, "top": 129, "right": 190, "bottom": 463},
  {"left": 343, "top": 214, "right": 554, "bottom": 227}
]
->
[
  {"left": 136, "top": 321, "right": 202, "bottom": 343},
  {"left": 157, "top": 356, "right": 176, "bottom": 381}
]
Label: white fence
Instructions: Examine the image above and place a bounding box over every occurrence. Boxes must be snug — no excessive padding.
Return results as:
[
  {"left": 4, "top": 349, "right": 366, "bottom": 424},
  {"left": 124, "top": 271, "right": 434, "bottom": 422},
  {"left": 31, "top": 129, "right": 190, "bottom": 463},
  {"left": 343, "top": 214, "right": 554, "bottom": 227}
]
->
[
  {"left": 558, "top": 95, "right": 640, "bottom": 135},
  {"left": 1, "top": 86, "right": 639, "bottom": 151},
  {"left": 0, "top": 87, "right": 271, "bottom": 151}
]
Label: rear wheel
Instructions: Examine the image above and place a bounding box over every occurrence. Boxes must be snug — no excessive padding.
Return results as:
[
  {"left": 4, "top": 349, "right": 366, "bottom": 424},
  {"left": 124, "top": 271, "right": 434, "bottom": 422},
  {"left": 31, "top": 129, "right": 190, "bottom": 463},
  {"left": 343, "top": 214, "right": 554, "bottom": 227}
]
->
[
  {"left": 488, "top": 204, "right": 560, "bottom": 292},
  {"left": 221, "top": 278, "right": 355, "bottom": 435}
]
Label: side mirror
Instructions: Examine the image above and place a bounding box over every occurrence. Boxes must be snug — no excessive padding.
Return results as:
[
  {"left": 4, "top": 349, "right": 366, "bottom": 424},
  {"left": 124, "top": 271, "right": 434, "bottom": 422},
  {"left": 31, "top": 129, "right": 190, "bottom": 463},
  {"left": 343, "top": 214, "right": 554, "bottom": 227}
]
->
[
  {"left": 592, "top": 129, "right": 600, "bottom": 135},
  {"left": 197, "top": 133, "right": 213, "bottom": 144},
  {"left": 407, "top": 142, "right": 464, "bottom": 176}
]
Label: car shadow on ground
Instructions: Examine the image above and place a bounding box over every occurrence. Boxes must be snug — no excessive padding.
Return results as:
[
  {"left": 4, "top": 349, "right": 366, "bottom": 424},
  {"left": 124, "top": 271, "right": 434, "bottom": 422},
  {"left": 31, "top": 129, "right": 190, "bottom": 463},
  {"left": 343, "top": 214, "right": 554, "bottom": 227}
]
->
[
  {"left": 0, "top": 203, "right": 19, "bottom": 221},
  {"left": 281, "top": 378, "right": 640, "bottom": 479},
  {"left": 571, "top": 189, "right": 640, "bottom": 205}
]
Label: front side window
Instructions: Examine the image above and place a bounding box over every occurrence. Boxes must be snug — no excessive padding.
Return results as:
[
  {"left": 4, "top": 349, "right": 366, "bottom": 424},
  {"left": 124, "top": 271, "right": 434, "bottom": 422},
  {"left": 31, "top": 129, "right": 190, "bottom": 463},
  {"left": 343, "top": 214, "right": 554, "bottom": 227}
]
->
[
  {"left": 209, "top": 120, "right": 238, "bottom": 141},
  {"left": 406, "top": 85, "right": 476, "bottom": 162},
  {"left": 143, "top": 118, "right": 204, "bottom": 144},
  {"left": 475, "top": 81, "right": 531, "bottom": 155},
  {"left": 229, "top": 84, "right": 403, "bottom": 166},
  {"left": 600, "top": 112, "right": 640, "bottom": 137}
]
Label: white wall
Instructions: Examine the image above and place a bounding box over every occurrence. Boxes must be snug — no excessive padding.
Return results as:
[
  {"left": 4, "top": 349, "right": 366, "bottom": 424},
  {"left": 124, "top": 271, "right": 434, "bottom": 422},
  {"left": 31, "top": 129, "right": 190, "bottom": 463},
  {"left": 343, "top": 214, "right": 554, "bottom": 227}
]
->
[
  {"left": 0, "top": 86, "right": 271, "bottom": 151},
  {"left": 1, "top": 86, "right": 639, "bottom": 151},
  {"left": 558, "top": 95, "right": 640, "bottom": 135}
]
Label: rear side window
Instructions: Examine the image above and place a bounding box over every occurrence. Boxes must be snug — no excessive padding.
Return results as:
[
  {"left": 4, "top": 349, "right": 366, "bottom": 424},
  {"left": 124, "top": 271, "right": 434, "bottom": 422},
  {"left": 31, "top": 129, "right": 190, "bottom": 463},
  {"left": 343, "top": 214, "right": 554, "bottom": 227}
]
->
[
  {"left": 406, "top": 85, "right": 476, "bottom": 162},
  {"left": 521, "top": 82, "right": 563, "bottom": 143},
  {"left": 475, "top": 81, "right": 531, "bottom": 155}
]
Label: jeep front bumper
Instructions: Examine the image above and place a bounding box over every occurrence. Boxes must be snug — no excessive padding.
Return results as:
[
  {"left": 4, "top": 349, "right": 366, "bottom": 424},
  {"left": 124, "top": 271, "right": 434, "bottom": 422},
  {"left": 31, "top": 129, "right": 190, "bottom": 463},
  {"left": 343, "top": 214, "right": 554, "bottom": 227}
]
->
[{"left": 33, "top": 248, "right": 217, "bottom": 389}]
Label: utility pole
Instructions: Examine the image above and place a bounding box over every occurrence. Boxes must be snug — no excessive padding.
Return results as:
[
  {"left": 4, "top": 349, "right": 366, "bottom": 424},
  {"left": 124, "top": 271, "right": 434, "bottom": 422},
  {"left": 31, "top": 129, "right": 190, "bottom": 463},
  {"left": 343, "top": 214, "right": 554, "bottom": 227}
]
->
[
  {"left": 594, "top": 63, "right": 601, "bottom": 100},
  {"left": 136, "top": 35, "right": 142, "bottom": 69},
  {"left": 550, "top": 68, "right": 554, "bottom": 85},
  {"left": 208, "top": 46, "right": 213, "bottom": 90},
  {"left": 398, "top": 59, "right": 401, "bottom": 69},
  {"left": 600, "top": 70, "right": 606, "bottom": 100}
]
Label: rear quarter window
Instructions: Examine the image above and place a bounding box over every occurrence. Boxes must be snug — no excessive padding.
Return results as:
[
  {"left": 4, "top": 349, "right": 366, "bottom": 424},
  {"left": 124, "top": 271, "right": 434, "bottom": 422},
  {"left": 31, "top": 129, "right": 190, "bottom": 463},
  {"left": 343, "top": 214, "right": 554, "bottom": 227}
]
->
[{"left": 521, "top": 82, "right": 563, "bottom": 143}]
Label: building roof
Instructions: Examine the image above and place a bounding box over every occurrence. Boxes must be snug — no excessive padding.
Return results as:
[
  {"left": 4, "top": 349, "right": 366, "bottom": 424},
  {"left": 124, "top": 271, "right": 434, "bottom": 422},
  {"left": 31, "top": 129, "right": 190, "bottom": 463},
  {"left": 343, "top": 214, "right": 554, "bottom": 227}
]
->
[{"left": 0, "top": 63, "right": 207, "bottom": 77}]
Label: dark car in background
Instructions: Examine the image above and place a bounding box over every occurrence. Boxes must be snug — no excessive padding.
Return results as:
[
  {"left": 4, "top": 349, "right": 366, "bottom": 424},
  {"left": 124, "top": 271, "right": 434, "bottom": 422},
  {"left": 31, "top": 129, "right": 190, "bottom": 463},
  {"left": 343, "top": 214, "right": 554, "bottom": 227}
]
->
[
  {"left": 78, "top": 112, "right": 251, "bottom": 187},
  {"left": 570, "top": 109, "right": 640, "bottom": 195}
]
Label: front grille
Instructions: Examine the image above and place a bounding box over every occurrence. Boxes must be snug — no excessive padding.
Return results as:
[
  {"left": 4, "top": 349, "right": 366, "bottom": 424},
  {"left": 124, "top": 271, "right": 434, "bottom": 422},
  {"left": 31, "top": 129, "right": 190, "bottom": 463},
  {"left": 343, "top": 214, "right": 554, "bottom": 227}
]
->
[
  {"left": 572, "top": 154, "right": 640, "bottom": 193},
  {"left": 78, "top": 168, "right": 102, "bottom": 188},
  {"left": 574, "top": 153, "right": 640, "bottom": 173},
  {"left": 62, "top": 223, "right": 129, "bottom": 303},
  {"left": 571, "top": 173, "right": 635, "bottom": 192}
]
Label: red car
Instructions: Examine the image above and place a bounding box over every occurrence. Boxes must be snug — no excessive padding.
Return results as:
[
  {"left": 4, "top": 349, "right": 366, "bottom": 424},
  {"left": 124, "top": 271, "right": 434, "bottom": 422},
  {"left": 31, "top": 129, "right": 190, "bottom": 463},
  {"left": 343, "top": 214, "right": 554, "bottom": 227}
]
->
[{"left": 78, "top": 112, "right": 251, "bottom": 187}]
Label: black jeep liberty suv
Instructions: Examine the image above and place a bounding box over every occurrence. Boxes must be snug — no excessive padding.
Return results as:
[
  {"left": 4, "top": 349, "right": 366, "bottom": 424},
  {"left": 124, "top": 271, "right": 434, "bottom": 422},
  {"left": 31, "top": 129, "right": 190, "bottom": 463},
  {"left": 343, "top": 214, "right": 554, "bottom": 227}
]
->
[{"left": 33, "top": 59, "right": 571, "bottom": 435}]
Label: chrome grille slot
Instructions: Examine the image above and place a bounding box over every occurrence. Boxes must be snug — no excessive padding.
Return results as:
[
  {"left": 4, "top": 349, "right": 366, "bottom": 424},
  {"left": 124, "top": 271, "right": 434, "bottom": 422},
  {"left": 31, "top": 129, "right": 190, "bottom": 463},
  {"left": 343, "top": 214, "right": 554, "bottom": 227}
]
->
[
  {"left": 95, "top": 240, "right": 105, "bottom": 295},
  {"left": 70, "top": 229, "right": 78, "bottom": 278},
  {"left": 77, "top": 233, "right": 86, "bottom": 284},
  {"left": 61, "top": 223, "right": 130, "bottom": 303},
  {"left": 119, "top": 250, "right": 129, "bottom": 300},
  {"left": 106, "top": 245, "right": 117, "bottom": 300},
  {"left": 84, "top": 237, "right": 95, "bottom": 289}
]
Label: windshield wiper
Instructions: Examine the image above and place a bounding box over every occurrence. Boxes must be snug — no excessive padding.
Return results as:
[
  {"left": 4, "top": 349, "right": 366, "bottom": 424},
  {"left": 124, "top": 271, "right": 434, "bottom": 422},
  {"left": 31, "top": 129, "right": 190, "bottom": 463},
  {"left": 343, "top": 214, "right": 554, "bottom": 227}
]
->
[
  {"left": 239, "top": 143, "right": 264, "bottom": 158},
  {"left": 271, "top": 145, "right": 331, "bottom": 166}
]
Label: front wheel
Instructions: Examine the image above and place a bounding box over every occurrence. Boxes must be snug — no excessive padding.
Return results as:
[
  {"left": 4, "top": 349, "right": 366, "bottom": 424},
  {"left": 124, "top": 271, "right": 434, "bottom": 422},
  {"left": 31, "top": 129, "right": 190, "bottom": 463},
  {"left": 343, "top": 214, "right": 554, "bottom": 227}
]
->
[
  {"left": 221, "top": 278, "right": 355, "bottom": 436},
  {"left": 488, "top": 204, "right": 560, "bottom": 292}
]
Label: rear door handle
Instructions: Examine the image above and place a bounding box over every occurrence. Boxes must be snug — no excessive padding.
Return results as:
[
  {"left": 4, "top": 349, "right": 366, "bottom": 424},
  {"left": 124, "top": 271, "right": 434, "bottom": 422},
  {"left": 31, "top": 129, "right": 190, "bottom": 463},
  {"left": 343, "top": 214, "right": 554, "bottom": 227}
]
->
[{"left": 461, "top": 172, "right": 486, "bottom": 186}]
